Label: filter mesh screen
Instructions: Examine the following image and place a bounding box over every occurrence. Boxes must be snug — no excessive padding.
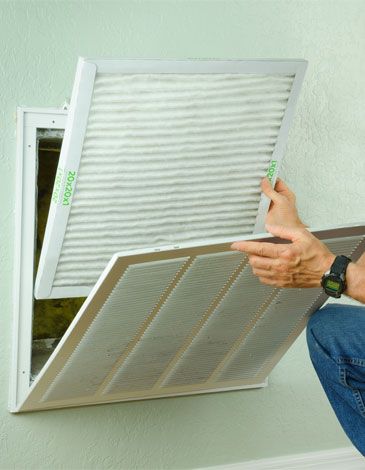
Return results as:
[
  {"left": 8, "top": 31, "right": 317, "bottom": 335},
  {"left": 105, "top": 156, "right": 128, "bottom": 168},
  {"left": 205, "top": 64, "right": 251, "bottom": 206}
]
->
[
  {"left": 53, "top": 72, "right": 295, "bottom": 290},
  {"left": 21, "top": 229, "right": 363, "bottom": 411}
]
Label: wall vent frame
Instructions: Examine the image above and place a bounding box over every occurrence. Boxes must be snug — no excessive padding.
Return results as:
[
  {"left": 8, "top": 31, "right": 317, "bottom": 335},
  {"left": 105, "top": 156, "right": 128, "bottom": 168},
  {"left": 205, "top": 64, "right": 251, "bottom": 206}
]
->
[{"left": 10, "top": 108, "right": 68, "bottom": 412}]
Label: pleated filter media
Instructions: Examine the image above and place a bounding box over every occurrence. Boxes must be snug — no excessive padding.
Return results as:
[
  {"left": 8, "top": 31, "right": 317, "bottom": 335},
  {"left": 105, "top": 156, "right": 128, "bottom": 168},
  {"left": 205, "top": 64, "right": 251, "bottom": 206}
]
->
[
  {"left": 19, "top": 226, "right": 365, "bottom": 411},
  {"left": 35, "top": 58, "right": 307, "bottom": 299}
]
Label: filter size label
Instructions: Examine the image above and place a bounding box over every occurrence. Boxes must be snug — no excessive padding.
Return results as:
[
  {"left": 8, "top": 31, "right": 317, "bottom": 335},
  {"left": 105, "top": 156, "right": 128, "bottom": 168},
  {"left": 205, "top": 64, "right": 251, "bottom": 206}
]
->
[
  {"left": 266, "top": 160, "right": 277, "bottom": 182},
  {"left": 51, "top": 167, "right": 64, "bottom": 204},
  {"left": 62, "top": 170, "right": 77, "bottom": 206}
]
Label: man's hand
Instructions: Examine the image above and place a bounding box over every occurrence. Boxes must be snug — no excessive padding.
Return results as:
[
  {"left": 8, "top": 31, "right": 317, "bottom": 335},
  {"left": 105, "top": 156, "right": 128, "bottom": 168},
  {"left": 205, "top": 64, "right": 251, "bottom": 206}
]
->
[
  {"left": 262, "top": 177, "right": 305, "bottom": 229},
  {"left": 231, "top": 224, "right": 335, "bottom": 288}
]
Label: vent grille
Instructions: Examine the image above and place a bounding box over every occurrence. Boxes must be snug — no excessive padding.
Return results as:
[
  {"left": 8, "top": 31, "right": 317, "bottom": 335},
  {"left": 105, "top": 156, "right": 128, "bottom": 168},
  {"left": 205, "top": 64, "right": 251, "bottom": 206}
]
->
[
  {"left": 162, "top": 264, "right": 276, "bottom": 387},
  {"left": 218, "top": 287, "right": 321, "bottom": 381},
  {"left": 21, "top": 227, "right": 365, "bottom": 412},
  {"left": 43, "top": 258, "right": 188, "bottom": 401},
  {"left": 105, "top": 252, "right": 244, "bottom": 394}
]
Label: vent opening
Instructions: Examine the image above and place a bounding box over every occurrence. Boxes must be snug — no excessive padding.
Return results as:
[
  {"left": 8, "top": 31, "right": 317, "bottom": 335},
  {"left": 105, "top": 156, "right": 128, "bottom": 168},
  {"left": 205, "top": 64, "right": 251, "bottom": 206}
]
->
[{"left": 32, "top": 132, "right": 85, "bottom": 380}]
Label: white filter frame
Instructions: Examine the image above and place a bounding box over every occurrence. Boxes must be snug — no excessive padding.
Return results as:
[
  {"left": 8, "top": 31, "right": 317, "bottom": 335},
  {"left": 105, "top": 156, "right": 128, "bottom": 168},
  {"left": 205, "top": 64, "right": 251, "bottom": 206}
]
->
[
  {"left": 35, "top": 57, "right": 308, "bottom": 299},
  {"left": 13, "top": 224, "right": 365, "bottom": 412}
]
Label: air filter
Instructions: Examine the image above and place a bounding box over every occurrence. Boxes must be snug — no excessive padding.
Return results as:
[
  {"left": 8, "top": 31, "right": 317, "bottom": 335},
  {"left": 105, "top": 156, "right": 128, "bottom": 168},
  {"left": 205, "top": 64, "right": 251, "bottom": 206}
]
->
[
  {"left": 17, "top": 225, "right": 365, "bottom": 412},
  {"left": 35, "top": 58, "right": 307, "bottom": 299}
]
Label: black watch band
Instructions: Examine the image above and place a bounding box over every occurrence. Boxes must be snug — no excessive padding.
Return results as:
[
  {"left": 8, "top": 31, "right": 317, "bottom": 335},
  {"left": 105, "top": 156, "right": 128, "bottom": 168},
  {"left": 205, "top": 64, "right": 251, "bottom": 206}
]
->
[
  {"left": 330, "top": 255, "right": 352, "bottom": 276},
  {"left": 321, "top": 255, "right": 352, "bottom": 298}
]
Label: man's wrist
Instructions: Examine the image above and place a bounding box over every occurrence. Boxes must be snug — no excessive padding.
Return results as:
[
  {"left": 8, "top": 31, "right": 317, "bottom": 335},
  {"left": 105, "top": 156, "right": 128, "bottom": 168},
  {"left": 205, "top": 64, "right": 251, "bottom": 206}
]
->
[
  {"left": 318, "top": 253, "right": 336, "bottom": 287},
  {"left": 321, "top": 253, "right": 336, "bottom": 272},
  {"left": 346, "top": 262, "right": 365, "bottom": 303},
  {"left": 345, "top": 262, "right": 362, "bottom": 298}
]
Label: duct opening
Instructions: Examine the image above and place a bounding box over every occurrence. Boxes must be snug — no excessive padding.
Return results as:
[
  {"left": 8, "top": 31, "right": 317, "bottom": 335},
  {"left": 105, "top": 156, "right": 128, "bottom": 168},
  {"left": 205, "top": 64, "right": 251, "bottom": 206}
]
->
[{"left": 31, "top": 131, "right": 85, "bottom": 380}]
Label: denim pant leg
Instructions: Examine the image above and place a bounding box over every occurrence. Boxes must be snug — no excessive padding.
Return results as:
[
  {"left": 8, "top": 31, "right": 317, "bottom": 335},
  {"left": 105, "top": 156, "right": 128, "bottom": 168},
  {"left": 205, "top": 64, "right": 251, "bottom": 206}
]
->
[{"left": 306, "top": 303, "right": 365, "bottom": 455}]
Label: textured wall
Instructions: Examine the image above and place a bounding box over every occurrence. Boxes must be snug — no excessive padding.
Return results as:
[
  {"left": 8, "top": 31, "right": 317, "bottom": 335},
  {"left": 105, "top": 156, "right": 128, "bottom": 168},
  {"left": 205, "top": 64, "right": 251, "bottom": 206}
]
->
[{"left": 1, "top": 1, "right": 365, "bottom": 469}]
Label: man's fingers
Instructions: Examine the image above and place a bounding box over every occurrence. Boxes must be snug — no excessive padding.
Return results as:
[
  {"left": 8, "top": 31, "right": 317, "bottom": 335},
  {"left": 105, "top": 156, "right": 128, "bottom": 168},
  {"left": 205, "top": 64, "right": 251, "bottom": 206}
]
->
[
  {"left": 231, "top": 240, "right": 283, "bottom": 258},
  {"left": 248, "top": 255, "right": 274, "bottom": 270},
  {"left": 261, "top": 177, "right": 281, "bottom": 203},
  {"left": 274, "top": 178, "right": 295, "bottom": 199},
  {"left": 261, "top": 177, "right": 297, "bottom": 203},
  {"left": 251, "top": 267, "right": 275, "bottom": 278},
  {"left": 258, "top": 276, "right": 278, "bottom": 286}
]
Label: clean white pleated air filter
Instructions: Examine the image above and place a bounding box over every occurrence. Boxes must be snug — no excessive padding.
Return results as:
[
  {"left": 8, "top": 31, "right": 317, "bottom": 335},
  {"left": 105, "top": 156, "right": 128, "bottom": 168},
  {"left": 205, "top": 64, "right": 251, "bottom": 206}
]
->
[
  {"left": 18, "top": 225, "right": 365, "bottom": 412},
  {"left": 35, "top": 58, "right": 307, "bottom": 299}
]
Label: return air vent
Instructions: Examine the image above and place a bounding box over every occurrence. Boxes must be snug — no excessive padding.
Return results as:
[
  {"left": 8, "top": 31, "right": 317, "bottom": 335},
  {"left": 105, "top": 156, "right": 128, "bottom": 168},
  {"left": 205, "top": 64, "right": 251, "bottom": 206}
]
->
[
  {"left": 35, "top": 58, "right": 307, "bottom": 299},
  {"left": 17, "top": 225, "right": 365, "bottom": 412}
]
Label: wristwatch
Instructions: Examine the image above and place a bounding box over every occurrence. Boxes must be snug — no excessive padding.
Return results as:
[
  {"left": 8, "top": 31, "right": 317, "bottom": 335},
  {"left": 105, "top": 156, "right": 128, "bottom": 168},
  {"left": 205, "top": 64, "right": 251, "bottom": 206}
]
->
[{"left": 321, "top": 255, "right": 352, "bottom": 298}]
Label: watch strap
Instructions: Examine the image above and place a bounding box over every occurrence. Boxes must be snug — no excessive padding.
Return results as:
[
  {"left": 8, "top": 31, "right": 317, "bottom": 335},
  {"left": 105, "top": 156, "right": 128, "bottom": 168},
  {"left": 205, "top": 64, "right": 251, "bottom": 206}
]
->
[{"left": 330, "top": 255, "right": 352, "bottom": 276}]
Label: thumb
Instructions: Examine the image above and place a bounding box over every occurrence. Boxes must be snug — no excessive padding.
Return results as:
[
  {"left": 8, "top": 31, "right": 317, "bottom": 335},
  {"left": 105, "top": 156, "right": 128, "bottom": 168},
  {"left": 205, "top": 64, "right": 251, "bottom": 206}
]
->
[
  {"left": 265, "top": 224, "right": 304, "bottom": 242},
  {"left": 261, "top": 177, "right": 280, "bottom": 203}
]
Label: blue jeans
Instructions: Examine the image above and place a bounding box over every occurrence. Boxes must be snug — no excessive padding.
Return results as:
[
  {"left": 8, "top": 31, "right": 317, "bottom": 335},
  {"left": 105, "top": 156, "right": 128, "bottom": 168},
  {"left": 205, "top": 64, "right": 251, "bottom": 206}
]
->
[{"left": 306, "top": 303, "right": 365, "bottom": 455}]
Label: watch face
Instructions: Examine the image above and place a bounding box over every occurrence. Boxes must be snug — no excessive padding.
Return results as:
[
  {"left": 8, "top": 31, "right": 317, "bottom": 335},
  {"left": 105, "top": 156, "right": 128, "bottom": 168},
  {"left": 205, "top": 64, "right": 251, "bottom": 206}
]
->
[
  {"left": 325, "top": 279, "right": 341, "bottom": 292},
  {"left": 323, "top": 274, "right": 345, "bottom": 297}
]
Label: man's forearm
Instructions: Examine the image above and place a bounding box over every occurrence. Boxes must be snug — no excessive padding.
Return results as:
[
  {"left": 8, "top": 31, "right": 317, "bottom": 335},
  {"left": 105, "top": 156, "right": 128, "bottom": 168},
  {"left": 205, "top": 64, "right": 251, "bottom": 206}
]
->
[{"left": 345, "top": 256, "right": 365, "bottom": 303}]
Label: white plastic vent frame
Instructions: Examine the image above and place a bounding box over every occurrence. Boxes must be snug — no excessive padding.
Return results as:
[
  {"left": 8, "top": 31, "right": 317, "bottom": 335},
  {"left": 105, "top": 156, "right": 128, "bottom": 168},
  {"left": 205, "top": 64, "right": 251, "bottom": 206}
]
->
[
  {"left": 10, "top": 108, "right": 67, "bottom": 412},
  {"left": 35, "top": 58, "right": 308, "bottom": 300},
  {"left": 12, "top": 224, "right": 365, "bottom": 412}
]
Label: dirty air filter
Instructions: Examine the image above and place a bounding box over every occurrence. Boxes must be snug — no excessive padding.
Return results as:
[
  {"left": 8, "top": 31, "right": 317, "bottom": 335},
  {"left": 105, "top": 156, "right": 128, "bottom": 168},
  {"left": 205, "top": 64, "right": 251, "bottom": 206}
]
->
[
  {"left": 35, "top": 58, "right": 307, "bottom": 299},
  {"left": 17, "top": 225, "right": 365, "bottom": 412}
]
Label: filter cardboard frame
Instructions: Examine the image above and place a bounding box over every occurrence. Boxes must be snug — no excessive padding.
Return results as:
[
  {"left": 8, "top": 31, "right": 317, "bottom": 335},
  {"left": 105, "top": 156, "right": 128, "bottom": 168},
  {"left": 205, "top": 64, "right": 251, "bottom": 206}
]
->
[{"left": 34, "top": 57, "right": 308, "bottom": 300}]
